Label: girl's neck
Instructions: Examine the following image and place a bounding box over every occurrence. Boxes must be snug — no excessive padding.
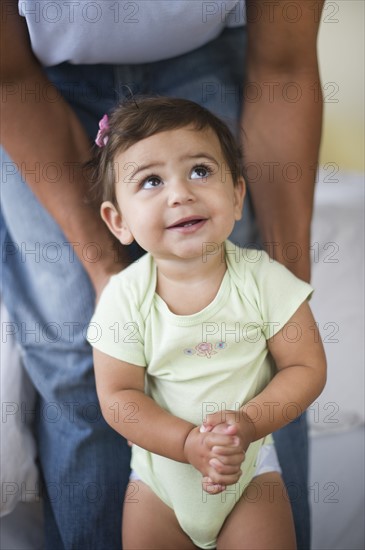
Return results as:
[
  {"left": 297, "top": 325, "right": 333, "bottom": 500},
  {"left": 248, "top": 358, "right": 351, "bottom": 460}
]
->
[{"left": 155, "top": 254, "right": 227, "bottom": 315}]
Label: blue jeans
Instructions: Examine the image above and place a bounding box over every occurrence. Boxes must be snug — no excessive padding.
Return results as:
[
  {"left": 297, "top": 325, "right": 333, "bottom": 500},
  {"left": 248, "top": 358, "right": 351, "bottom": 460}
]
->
[{"left": 1, "top": 26, "right": 309, "bottom": 549}]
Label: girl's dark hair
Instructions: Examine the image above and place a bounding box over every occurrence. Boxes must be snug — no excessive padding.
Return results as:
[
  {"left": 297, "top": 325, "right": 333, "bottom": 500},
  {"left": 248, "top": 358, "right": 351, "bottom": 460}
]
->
[{"left": 89, "top": 96, "right": 244, "bottom": 205}]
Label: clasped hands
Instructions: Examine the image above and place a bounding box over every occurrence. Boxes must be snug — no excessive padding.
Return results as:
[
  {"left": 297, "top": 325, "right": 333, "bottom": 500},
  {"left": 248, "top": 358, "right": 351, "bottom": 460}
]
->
[{"left": 184, "top": 410, "right": 256, "bottom": 495}]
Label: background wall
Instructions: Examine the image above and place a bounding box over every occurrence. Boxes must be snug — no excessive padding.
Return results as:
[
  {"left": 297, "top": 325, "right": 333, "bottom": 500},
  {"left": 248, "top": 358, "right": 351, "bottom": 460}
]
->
[
  {"left": 312, "top": 4, "right": 364, "bottom": 548},
  {"left": 318, "top": 0, "right": 364, "bottom": 172}
]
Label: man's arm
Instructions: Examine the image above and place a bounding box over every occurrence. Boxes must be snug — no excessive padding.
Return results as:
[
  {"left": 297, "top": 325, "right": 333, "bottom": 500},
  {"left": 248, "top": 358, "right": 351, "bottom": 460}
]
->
[
  {"left": 243, "top": 0, "right": 324, "bottom": 282},
  {"left": 0, "top": 0, "right": 129, "bottom": 296}
]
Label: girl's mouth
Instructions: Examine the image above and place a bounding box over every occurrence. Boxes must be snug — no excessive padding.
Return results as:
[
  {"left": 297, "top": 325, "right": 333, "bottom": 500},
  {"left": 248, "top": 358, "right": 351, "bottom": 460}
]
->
[
  {"left": 167, "top": 217, "right": 207, "bottom": 233},
  {"left": 167, "top": 216, "right": 206, "bottom": 229}
]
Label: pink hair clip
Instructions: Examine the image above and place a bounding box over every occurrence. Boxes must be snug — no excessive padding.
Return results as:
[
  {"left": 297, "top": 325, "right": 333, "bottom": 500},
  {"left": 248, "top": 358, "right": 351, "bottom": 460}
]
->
[{"left": 95, "top": 114, "right": 109, "bottom": 147}]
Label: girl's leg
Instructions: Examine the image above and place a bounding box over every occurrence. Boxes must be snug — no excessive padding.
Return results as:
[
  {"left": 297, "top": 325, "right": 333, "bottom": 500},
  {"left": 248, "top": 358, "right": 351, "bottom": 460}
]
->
[
  {"left": 217, "top": 473, "right": 296, "bottom": 550},
  {"left": 122, "top": 481, "right": 199, "bottom": 550}
]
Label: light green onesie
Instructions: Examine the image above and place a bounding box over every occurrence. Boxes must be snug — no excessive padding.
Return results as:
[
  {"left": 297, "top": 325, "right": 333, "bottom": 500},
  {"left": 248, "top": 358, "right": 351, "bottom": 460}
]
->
[{"left": 88, "top": 241, "right": 313, "bottom": 549}]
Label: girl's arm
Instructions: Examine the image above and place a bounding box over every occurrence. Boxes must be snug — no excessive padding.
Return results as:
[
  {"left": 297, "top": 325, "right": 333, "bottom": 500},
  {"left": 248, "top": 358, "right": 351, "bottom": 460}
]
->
[
  {"left": 93, "top": 348, "right": 244, "bottom": 483},
  {"left": 203, "top": 301, "right": 327, "bottom": 442}
]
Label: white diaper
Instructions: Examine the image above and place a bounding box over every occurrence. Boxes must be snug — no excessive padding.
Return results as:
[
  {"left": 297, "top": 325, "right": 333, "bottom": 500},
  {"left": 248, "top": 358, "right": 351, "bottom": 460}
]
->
[{"left": 129, "top": 442, "right": 281, "bottom": 481}]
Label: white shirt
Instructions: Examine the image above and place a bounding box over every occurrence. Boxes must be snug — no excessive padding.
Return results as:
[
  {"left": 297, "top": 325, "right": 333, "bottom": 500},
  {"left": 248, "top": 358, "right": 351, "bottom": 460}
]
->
[{"left": 19, "top": 0, "right": 246, "bottom": 66}]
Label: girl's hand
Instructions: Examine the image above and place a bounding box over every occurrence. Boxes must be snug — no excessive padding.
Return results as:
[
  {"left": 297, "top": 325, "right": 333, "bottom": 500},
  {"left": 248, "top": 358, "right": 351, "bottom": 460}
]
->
[
  {"left": 183, "top": 426, "right": 243, "bottom": 487},
  {"left": 200, "top": 409, "right": 256, "bottom": 493},
  {"left": 202, "top": 409, "right": 256, "bottom": 456}
]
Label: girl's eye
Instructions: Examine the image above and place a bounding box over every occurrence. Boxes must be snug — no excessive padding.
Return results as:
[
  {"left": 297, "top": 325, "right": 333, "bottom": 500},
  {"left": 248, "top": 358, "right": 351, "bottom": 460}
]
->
[
  {"left": 191, "top": 165, "right": 212, "bottom": 179},
  {"left": 141, "top": 176, "right": 162, "bottom": 189}
]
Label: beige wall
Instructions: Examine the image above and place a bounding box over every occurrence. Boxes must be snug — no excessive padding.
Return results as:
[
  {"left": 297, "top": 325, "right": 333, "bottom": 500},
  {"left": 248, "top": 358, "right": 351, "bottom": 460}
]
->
[{"left": 318, "top": 0, "right": 364, "bottom": 171}]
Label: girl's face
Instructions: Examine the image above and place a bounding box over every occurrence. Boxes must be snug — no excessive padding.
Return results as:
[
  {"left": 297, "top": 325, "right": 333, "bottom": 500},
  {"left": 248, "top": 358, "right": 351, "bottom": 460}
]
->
[{"left": 101, "top": 125, "right": 245, "bottom": 263}]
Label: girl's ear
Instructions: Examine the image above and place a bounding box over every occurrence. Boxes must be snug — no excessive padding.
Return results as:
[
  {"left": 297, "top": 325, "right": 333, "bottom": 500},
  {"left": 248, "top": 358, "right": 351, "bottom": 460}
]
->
[
  {"left": 100, "top": 201, "right": 134, "bottom": 245},
  {"left": 233, "top": 177, "right": 246, "bottom": 221}
]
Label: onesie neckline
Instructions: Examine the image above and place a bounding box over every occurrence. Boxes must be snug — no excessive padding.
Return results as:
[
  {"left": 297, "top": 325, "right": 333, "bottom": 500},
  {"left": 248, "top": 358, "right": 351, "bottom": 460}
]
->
[
  {"left": 151, "top": 242, "right": 240, "bottom": 327},
  {"left": 153, "top": 266, "right": 230, "bottom": 327}
]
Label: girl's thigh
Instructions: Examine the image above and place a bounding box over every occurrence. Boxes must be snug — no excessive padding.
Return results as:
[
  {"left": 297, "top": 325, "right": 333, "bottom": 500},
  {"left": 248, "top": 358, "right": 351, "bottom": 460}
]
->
[
  {"left": 217, "top": 472, "right": 297, "bottom": 550},
  {"left": 122, "top": 481, "right": 199, "bottom": 550}
]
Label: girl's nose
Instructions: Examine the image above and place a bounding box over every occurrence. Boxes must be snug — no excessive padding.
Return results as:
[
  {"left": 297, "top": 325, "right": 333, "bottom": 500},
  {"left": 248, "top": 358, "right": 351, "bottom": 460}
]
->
[{"left": 167, "top": 180, "right": 195, "bottom": 207}]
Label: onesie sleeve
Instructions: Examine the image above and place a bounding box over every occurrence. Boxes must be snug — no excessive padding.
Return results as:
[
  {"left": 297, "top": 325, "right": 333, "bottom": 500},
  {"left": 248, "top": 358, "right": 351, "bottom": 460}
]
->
[
  {"left": 245, "top": 250, "right": 314, "bottom": 340},
  {"left": 86, "top": 273, "right": 146, "bottom": 367}
]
